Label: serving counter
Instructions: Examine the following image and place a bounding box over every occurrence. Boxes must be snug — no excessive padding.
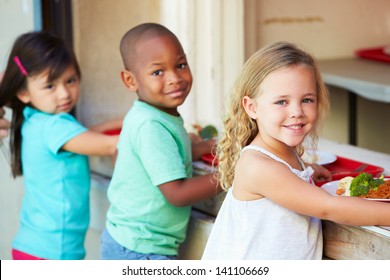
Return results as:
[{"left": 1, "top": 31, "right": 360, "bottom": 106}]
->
[
  {"left": 185, "top": 138, "right": 390, "bottom": 260},
  {"left": 87, "top": 138, "right": 390, "bottom": 260},
  {"left": 317, "top": 139, "right": 390, "bottom": 260},
  {"left": 318, "top": 58, "right": 390, "bottom": 145}
]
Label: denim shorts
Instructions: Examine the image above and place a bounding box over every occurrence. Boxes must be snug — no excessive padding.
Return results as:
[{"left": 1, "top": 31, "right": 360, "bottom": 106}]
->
[{"left": 100, "top": 227, "right": 177, "bottom": 260}]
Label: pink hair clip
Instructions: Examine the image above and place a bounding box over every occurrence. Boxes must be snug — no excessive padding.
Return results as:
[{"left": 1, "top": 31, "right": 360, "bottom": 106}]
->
[{"left": 13, "top": 56, "right": 28, "bottom": 76}]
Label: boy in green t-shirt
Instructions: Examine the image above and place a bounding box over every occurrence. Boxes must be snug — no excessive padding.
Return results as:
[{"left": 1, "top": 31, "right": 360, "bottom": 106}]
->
[{"left": 101, "top": 23, "right": 222, "bottom": 260}]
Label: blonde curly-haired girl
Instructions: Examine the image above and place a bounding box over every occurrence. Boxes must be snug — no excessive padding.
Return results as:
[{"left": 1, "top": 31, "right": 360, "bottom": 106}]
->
[
  {"left": 202, "top": 41, "right": 390, "bottom": 260},
  {"left": 218, "top": 41, "right": 330, "bottom": 191}
]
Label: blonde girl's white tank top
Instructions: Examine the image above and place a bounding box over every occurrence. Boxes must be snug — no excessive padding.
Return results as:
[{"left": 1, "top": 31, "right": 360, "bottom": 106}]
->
[{"left": 201, "top": 145, "right": 323, "bottom": 260}]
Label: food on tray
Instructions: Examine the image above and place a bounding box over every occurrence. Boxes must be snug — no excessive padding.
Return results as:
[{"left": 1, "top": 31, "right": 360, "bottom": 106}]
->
[
  {"left": 186, "top": 124, "right": 218, "bottom": 140},
  {"left": 336, "top": 172, "right": 389, "bottom": 198},
  {"left": 199, "top": 125, "right": 218, "bottom": 140},
  {"left": 361, "top": 181, "right": 390, "bottom": 199},
  {"left": 335, "top": 176, "right": 354, "bottom": 196}
]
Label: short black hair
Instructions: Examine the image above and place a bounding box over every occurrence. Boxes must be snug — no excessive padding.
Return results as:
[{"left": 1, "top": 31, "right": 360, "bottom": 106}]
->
[{"left": 119, "top": 22, "right": 181, "bottom": 70}]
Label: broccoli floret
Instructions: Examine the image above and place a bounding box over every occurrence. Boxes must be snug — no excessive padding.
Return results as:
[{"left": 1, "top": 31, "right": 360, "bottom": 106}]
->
[
  {"left": 350, "top": 172, "right": 373, "bottom": 188},
  {"left": 371, "top": 175, "right": 385, "bottom": 190},
  {"left": 350, "top": 184, "right": 370, "bottom": 196},
  {"left": 349, "top": 172, "right": 373, "bottom": 196}
]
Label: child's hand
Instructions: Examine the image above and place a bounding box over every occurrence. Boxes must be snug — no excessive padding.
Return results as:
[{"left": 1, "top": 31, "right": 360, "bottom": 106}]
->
[
  {"left": 309, "top": 163, "right": 332, "bottom": 183},
  {"left": 0, "top": 107, "right": 10, "bottom": 139},
  {"left": 191, "top": 138, "right": 216, "bottom": 161},
  {"left": 188, "top": 132, "right": 202, "bottom": 144},
  {"left": 188, "top": 124, "right": 218, "bottom": 161},
  {"left": 89, "top": 117, "right": 123, "bottom": 133}
]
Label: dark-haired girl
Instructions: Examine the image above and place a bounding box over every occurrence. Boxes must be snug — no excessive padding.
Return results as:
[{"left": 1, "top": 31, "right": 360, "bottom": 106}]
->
[{"left": 0, "top": 31, "right": 121, "bottom": 260}]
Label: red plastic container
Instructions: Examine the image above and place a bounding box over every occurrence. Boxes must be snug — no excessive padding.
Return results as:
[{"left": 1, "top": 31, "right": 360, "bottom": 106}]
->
[
  {"left": 355, "top": 46, "right": 390, "bottom": 64},
  {"left": 316, "top": 156, "right": 384, "bottom": 186}
]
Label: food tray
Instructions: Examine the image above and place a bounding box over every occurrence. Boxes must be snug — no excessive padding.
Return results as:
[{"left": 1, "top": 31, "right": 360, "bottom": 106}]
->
[
  {"left": 201, "top": 154, "right": 384, "bottom": 188},
  {"left": 355, "top": 46, "right": 390, "bottom": 64},
  {"left": 201, "top": 153, "right": 218, "bottom": 166},
  {"left": 316, "top": 156, "right": 384, "bottom": 186},
  {"left": 103, "top": 128, "right": 121, "bottom": 136}
]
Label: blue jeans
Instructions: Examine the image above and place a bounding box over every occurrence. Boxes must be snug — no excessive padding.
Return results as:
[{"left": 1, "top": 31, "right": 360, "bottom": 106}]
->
[{"left": 100, "top": 228, "right": 177, "bottom": 260}]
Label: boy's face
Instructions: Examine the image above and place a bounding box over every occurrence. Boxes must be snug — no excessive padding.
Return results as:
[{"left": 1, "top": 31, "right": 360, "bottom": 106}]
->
[{"left": 122, "top": 35, "right": 193, "bottom": 116}]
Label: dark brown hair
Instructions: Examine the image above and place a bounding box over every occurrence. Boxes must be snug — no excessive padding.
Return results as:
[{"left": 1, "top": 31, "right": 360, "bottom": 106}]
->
[{"left": 0, "top": 31, "right": 81, "bottom": 177}]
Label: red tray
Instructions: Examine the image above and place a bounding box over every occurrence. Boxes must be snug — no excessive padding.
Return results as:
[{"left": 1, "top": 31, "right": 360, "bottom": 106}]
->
[
  {"left": 201, "top": 153, "right": 218, "bottom": 166},
  {"left": 355, "top": 46, "right": 390, "bottom": 64},
  {"left": 316, "top": 156, "right": 384, "bottom": 186},
  {"left": 202, "top": 154, "right": 384, "bottom": 188},
  {"left": 103, "top": 128, "right": 121, "bottom": 136}
]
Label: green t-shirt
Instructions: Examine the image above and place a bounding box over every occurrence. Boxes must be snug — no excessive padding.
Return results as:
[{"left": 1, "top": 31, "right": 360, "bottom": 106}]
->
[{"left": 106, "top": 100, "right": 192, "bottom": 256}]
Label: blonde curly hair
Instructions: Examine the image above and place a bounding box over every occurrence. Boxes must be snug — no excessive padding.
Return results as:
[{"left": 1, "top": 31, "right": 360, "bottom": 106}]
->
[{"left": 217, "top": 41, "right": 330, "bottom": 190}]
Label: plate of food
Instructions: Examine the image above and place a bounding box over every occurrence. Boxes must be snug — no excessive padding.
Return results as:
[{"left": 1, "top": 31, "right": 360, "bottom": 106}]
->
[
  {"left": 301, "top": 150, "right": 337, "bottom": 165},
  {"left": 321, "top": 172, "right": 390, "bottom": 202}
]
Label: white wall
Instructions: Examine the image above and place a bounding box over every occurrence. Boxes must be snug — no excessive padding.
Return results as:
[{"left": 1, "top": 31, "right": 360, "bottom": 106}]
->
[
  {"left": 0, "top": 0, "right": 38, "bottom": 260},
  {"left": 0, "top": 0, "right": 38, "bottom": 70},
  {"left": 161, "top": 0, "right": 244, "bottom": 130},
  {"left": 0, "top": 114, "right": 24, "bottom": 259}
]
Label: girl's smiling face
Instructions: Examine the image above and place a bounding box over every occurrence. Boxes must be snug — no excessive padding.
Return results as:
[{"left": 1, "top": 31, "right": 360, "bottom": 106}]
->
[
  {"left": 17, "top": 66, "right": 80, "bottom": 114},
  {"left": 245, "top": 65, "right": 318, "bottom": 148}
]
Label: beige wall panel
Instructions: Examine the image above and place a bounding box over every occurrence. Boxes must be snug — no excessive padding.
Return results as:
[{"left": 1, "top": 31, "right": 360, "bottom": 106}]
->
[
  {"left": 72, "top": 0, "right": 161, "bottom": 127},
  {"left": 357, "top": 98, "right": 390, "bottom": 154},
  {"left": 244, "top": 0, "right": 390, "bottom": 153},
  {"left": 321, "top": 86, "right": 349, "bottom": 144},
  {"left": 244, "top": 0, "right": 390, "bottom": 59}
]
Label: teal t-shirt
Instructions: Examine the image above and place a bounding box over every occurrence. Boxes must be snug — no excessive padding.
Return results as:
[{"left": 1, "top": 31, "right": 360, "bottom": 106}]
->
[
  {"left": 12, "top": 106, "right": 89, "bottom": 260},
  {"left": 106, "top": 100, "right": 192, "bottom": 256}
]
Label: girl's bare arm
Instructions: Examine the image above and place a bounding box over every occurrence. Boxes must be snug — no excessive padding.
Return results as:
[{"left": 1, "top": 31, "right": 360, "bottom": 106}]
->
[
  {"left": 62, "top": 130, "right": 118, "bottom": 156},
  {"left": 236, "top": 152, "right": 390, "bottom": 227},
  {"left": 88, "top": 117, "right": 123, "bottom": 133}
]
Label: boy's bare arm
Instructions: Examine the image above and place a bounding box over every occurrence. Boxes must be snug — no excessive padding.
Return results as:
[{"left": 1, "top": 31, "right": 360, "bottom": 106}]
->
[{"left": 158, "top": 173, "right": 223, "bottom": 207}]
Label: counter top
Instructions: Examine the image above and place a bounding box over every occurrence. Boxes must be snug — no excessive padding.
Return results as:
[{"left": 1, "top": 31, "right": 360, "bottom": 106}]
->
[
  {"left": 319, "top": 58, "right": 390, "bottom": 103},
  {"left": 318, "top": 138, "right": 390, "bottom": 176},
  {"left": 89, "top": 138, "right": 390, "bottom": 259}
]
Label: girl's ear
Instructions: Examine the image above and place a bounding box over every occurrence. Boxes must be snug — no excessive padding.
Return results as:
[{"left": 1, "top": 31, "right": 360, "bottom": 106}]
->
[
  {"left": 16, "top": 90, "right": 31, "bottom": 104},
  {"left": 120, "top": 70, "right": 137, "bottom": 92},
  {"left": 242, "top": 96, "right": 257, "bottom": 119}
]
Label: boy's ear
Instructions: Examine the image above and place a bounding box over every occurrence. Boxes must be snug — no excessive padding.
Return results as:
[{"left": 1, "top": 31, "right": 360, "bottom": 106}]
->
[
  {"left": 242, "top": 96, "right": 257, "bottom": 119},
  {"left": 16, "top": 90, "right": 31, "bottom": 104},
  {"left": 120, "top": 70, "right": 137, "bottom": 92}
]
